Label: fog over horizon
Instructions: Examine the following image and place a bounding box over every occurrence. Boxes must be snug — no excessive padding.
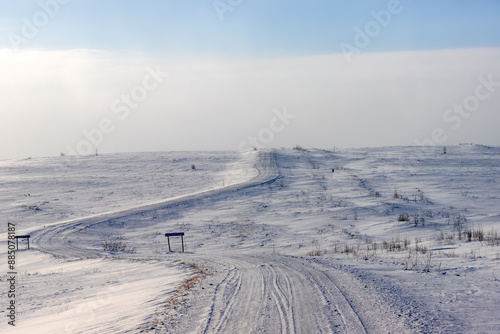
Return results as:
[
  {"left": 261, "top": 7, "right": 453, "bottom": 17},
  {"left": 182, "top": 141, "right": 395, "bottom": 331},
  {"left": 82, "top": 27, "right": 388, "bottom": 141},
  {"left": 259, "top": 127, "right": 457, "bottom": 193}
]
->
[{"left": 1, "top": 47, "right": 499, "bottom": 160}]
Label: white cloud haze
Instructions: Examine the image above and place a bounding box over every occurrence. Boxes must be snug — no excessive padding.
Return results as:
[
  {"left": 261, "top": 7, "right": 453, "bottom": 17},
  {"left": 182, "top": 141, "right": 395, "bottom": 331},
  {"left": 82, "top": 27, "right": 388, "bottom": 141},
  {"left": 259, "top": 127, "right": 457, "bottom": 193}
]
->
[{"left": 0, "top": 47, "right": 499, "bottom": 160}]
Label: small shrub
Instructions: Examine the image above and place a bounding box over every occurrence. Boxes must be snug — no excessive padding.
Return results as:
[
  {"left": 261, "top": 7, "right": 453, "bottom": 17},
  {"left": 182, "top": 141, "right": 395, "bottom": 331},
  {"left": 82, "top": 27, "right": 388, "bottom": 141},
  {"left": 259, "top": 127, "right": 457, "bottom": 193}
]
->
[
  {"left": 453, "top": 215, "right": 466, "bottom": 240},
  {"left": 465, "top": 226, "right": 473, "bottom": 242},
  {"left": 307, "top": 240, "right": 326, "bottom": 256},
  {"left": 466, "top": 250, "right": 476, "bottom": 259},
  {"left": 398, "top": 213, "right": 410, "bottom": 222},
  {"left": 443, "top": 250, "right": 457, "bottom": 258},
  {"left": 306, "top": 249, "right": 326, "bottom": 256},
  {"left": 403, "top": 236, "right": 411, "bottom": 249},
  {"left": 293, "top": 145, "right": 306, "bottom": 151},
  {"left": 423, "top": 252, "right": 432, "bottom": 272},
  {"left": 443, "top": 232, "right": 455, "bottom": 244},
  {"left": 463, "top": 225, "right": 486, "bottom": 243},
  {"left": 414, "top": 237, "right": 427, "bottom": 254},
  {"left": 394, "top": 189, "right": 410, "bottom": 200},
  {"left": 404, "top": 248, "right": 431, "bottom": 272},
  {"left": 102, "top": 240, "right": 136, "bottom": 253},
  {"left": 419, "top": 191, "right": 428, "bottom": 202},
  {"left": 473, "top": 225, "right": 484, "bottom": 242},
  {"left": 486, "top": 230, "right": 500, "bottom": 246}
]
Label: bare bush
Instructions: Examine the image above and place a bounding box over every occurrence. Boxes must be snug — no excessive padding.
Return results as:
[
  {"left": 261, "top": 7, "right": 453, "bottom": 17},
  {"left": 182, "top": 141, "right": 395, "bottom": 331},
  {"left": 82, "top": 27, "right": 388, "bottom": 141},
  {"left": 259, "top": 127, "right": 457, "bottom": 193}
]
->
[
  {"left": 487, "top": 230, "right": 500, "bottom": 246},
  {"left": 443, "top": 250, "right": 458, "bottom": 258},
  {"left": 307, "top": 240, "right": 326, "bottom": 256},
  {"left": 464, "top": 224, "right": 485, "bottom": 242},
  {"left": 423, "top": 252, "right": 432, "bottom": 272},
  {"left": 330, "top": 243, "right": 359, "bottom": 257},
  {"left": 453, "top": 214, "right": 467, "bottom": 240},
  {"left": 380, "top": 235, "right": 411, "bottom": 252},
  {"left": 102, "top": 240, "right": 136, "bottom": 253},
  {"left": 398, "top": 213, "right": 410, "bottom": 222},
  {"left": 293, "top": 145, "right": 306, "bottom": 151},
  {"left": 404, "top": 247, "right": 432, "bottom": 272},
  {"left": 394, "top": 190, "right": 409, "bottom": 201},
  {"left": 474, "top": 225, "right": 484, "bottom": 242}
]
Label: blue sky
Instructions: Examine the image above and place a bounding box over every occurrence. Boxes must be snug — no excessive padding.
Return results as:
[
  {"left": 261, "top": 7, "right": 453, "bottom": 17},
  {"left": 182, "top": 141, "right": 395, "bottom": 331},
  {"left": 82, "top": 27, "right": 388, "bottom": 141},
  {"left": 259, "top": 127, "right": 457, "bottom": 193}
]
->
[
  {"left": 1, "top": 1, "right": 500, "bottom": 159},
  {"left": 2, "top": 0, "right": 500, "bottom": 56}
]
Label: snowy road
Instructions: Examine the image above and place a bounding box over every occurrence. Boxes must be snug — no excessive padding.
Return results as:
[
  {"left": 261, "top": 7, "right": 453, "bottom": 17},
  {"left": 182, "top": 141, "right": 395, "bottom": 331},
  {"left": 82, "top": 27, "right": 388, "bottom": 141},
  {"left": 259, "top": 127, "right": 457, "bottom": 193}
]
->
[
  {"left": 31, "top": 150, "right": 279, "bottom": 259},
  {"left": 201, "top": 255, "right": 366, "bottom": 334},
  {"left": 172, "top": 254, "right": 410, "bottom": 334}
]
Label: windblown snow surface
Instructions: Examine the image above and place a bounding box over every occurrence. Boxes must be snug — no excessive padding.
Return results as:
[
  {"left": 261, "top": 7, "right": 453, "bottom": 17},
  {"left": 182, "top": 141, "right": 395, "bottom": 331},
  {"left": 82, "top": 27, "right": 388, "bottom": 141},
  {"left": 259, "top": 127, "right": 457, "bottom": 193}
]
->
[{"left": 1, "top": 146, "right": 500, "bottom": 333}]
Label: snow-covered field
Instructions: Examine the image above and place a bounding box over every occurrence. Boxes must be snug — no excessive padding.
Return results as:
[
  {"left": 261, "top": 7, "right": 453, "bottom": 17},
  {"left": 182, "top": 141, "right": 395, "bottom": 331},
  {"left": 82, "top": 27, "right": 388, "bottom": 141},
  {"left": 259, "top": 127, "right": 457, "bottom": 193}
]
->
[{"left": 1, "top": 145, "right": 499, "bottom": 333}]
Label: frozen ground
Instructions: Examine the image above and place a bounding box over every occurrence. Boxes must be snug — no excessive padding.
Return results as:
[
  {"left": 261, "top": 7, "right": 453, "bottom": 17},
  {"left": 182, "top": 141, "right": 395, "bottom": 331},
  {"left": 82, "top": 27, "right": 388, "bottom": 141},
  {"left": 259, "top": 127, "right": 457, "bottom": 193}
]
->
[{"left": 1, "top": 145, "right": 499, "bottom": 333}]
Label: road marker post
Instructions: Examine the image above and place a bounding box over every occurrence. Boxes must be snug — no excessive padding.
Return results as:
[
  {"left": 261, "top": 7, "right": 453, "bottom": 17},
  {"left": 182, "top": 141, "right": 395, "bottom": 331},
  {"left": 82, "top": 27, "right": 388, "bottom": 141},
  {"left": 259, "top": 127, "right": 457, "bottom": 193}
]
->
[
  {"left": 15, "top": 235, "right": 30, "bottom": 250},
  {"left": 165, "top": 232, "right": 185, "bottom": 252}
]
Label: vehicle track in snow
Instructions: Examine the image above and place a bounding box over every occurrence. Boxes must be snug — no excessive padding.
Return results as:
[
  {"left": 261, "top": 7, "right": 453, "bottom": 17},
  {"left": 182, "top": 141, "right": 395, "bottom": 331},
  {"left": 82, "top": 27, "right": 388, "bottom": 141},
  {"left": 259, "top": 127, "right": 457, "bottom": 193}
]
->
[{"left": 183, "top": 254, "right": 411, "bottom": 334}]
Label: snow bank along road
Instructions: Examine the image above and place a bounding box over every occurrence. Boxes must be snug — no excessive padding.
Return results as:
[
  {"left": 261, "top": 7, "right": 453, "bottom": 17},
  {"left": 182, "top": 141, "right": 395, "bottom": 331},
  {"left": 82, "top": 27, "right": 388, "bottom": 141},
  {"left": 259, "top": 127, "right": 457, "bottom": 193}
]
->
[{"left": 31, "top": 150, "right": 412, "bottom": 333}]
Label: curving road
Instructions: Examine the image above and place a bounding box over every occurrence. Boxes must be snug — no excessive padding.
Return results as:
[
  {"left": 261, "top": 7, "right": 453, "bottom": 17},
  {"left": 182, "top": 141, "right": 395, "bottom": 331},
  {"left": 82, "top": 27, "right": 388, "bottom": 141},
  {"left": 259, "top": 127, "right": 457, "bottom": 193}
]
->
[{"left": 31, "top": 150, "right": 279, "bottom": 258}]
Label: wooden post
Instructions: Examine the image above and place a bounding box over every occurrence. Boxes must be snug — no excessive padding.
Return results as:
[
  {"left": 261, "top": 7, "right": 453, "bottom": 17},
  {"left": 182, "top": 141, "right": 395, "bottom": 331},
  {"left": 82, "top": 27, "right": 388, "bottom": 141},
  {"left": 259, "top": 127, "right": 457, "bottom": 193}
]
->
[
  {"left": 167, "top": 236, "right": 171, "bottom": 252},
  {"left": 181, "top": 235, "right": 184, "bottom": 252}
]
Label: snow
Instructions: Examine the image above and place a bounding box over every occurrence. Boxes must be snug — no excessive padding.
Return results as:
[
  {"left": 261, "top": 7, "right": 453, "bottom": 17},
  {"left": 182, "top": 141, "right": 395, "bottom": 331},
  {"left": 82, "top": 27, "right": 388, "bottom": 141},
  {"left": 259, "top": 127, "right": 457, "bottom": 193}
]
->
[
  {"left": 6, "top": 252, "right": 189, "bottom": 334},
  {"left": 1, "top": 145, "right": 499, "bottom": 333}
]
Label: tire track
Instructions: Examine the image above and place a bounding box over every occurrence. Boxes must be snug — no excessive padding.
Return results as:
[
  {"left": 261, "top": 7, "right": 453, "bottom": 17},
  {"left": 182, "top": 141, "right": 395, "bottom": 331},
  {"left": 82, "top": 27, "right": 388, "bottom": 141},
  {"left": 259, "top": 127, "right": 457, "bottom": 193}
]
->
[
  {"left": 203, "top": 266, "right": 243, "bottom": 333},
  {"left": 276, "top": 255, "right": 367, "bottom": 334},
  {"left": 257, "top": 257, "right": 338, "bottom": 334},
  {"left": 269, "top": 265, "right": 296, "bottom": 334},
  {"left": 198, "top": 256, "right": 342, "bottom": 334},
  {"left": 261, "top": 264, "right": 295, "bottom": 334},
  {"left": 277, "top": 255, "right": 411, "bottom": 334},
  {"left": 307, "top": 269, "right": 367, "bottom": 334}
]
